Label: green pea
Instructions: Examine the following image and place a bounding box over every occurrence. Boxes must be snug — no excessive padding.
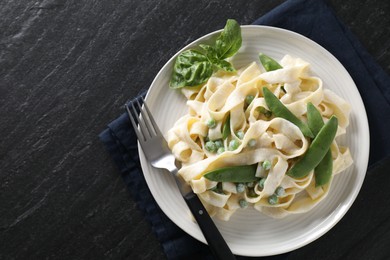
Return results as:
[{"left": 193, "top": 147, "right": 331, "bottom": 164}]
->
[
  {"left": 275, "top": 186, "right": 285, "bottom": 197},
  {"left": 287, "top": 116, "right": 338, "bottom": 178},
  {"left": 262, "top": 160, "right": 271, "bottom": 170},
  {"left": 258, "top": 178, "right": 266, "bottom": 189},
  {"left": 205, "top": 141, "right": 217, "bottom": 153},
  {"left": 268, "top": 194, "right": 278, "bottom": 205},
  {"left": 236, "top": 183, "right": 245, "bottom": 193},
  {"left": 214, "top": 139, "right": 223, "bottom": 149},
  {"left": 217, "top": 147, "right": 225, "bottom": 154},
  {"left": 264, "top": 110, "right": 272, "bottom": 118},
  {"left": 206, "top": 118, "right": 217, "bottom": 129},
  {"left": 258, "top": 106, "right": 272, "bottom": 118},
  {"left": 259, "top": 53, "right": 283, "bottom": 72},
  {"left": 245, "top": 95, "right": 255, "bottom": 105},
  {"left": 258, "top": 106, "right": 267, "bottom": 113},
  {"left": 239, "top": 199, "right": 248, "bottom": 208},
  {"left": 246, "top": 181, "right": 254, "bottom": 188},
  {"left": 228, "top": 139, "right": 239, "bottom": 150},
  {"left": 236, "top": 130, "right": 245, "bottom": 140},
  {"left": 263, "top": 87, "right": 314, "bottom": 138},
  {"left": 204, "top": 164, "right": 258, "bottom": 182},
  {"left": 247, "top": 138, "right": 257, "bottom": 148}
]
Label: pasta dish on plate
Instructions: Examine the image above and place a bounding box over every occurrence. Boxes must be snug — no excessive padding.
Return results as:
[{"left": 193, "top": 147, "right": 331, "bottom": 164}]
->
[{"left": 166, "top": 54, "right": 353, "bottom": 220}]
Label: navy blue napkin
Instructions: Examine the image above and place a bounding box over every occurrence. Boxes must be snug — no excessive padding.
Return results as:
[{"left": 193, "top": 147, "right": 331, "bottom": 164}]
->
[{"left": 99, "top": 0, "right": 390, "bottom": 259}]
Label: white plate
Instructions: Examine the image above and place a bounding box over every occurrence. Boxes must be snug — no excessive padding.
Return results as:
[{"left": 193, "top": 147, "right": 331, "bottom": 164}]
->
[{"left": 140, "top": 26, "right": 369, "bottom": 256}]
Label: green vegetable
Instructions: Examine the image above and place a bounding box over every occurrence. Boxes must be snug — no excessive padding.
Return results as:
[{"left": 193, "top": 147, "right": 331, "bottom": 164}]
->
[
  {"left": 275, "top": 186, "right": 285, "bottom": 197},
  {"left": 268, "top": 194, "right": 278, "bottom": 205},
  {"left": 247, "top": 138, "right": 257, "bottom": 148},
  {"left": 245, "top": 95, "right": 255, "bottom": 105},
  {"left": 236, "top": 183, "right": 245, "bottom": 193},
  {"left": 259, "top": 53, "right": 283, "bottom": 72},
  {"left": 236, "top": 130, "right": 245, "bottom": 140},
  {"left": 307, "top": 103, "right": 324, "bottom": 136},
  {"left": 217, "top": 147, "right": 225, "bottom": 154},
  {"left": 210, "top": 182, "right": 224, "bottom": 194},
  {"left": 239, "top": 199, "right": 248, "bottom": 208},
  {"left": 206, "top": 118, "right": 217, "bottom": 129},
  {"left": 213, "top": 59, "right": 235, "bottom": 72},
  {"left": 214, "top": 139, "right": 223, "bottom": 148},
  {"left": 205, "top": 141, "right": 217, "bottom": 153},
  {"left": 199, "top": 44, "right": 235, "bottom": 72},
  {"left": 314, "top": 150, "right": 332, "bottom": 186},
  {"left": 268, "top": 187, "right": 285, "bottom": 205},
  {"left": 222, "top": 114, "right": 231, "bottom": 140},
  {"left": 263, "top": 87, "right": 314, "bottom": 138},
  {"left": 170, "top": 19, "right": 241, "bottom": 88},
  {"left": 169, "top": 50, "right": 213, "bottom": 89},
  {"left": 287, "top": 116, "right": 338, "bottom": 178},
  {"left": 199, "top": 44, "right": 218, "bottom": 63},
  {"left": 262, "top": 160, "right": 271, "bottom": 170},
  {"left": 246, "top": 181, "right": 255, "bottom": 188},
  {"left": 204, "top": 164, "right": 258, "bottom": 182},
  {"left": 258, "top": 178, "right": 266, "bottom": 189},
  {"left": 228, "top": 139, "right": 239, "bottom": 150},
  {"left": 307, "top": 103, "right": 333, "bottom": 186},
  {"left": 258, "top": 106, "right": 272, "bottom": 118},
  {"left": 215, "top": 19, "right": 242, "bottom": 59}
]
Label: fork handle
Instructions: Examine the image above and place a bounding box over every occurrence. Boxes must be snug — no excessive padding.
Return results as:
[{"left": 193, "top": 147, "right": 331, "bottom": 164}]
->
[{"left": 183, "top": 192, "right": 236, "bottom": 260}]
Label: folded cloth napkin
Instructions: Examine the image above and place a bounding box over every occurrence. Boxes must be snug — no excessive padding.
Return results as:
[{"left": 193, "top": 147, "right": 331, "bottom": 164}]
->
[{"left": 99, "top": 0, "right": 390, "bottom": 259}]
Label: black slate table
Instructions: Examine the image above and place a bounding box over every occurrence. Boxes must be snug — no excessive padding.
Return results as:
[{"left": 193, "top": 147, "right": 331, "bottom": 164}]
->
[{"left": 1, "top": 0, "right": 389, "bottom": 259}]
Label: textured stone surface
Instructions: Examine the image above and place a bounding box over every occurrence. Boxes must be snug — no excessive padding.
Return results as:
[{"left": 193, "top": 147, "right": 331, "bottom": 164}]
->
[{"left": 0, "top": 0, "right": 389, "bottom": 259}]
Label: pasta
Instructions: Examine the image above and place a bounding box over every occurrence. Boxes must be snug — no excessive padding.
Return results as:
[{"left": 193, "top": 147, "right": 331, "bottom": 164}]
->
[{"left": 166, "top": 54, "right": 353, "bottom": 220}]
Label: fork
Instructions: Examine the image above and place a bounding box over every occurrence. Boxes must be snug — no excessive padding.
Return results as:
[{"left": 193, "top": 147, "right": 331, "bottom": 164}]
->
[{"left": 126, "top": 97, "right": 236, "bottom": 260}]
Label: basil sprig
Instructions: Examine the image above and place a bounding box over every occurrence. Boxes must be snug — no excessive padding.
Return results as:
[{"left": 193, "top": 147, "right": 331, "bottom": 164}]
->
[{"left": 169, "top": 19, "right": 242, "bottom": 89}]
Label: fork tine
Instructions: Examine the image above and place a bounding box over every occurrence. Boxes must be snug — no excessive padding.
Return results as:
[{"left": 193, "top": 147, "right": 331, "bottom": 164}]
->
[
  {"left": 141, "top": 98, "right": 163, "bottom": 137},
  {"left": 133, "top": 98, "right": 154, "bottom": 139},
  {"left": 125, "top": 103, "right": 144, "bottom": 142},
  {"left": 136, "top": 98, "right": 158, "bottom": 137},
  {"left": 130, "top": 101, "right": 152, "bottom": 141}
]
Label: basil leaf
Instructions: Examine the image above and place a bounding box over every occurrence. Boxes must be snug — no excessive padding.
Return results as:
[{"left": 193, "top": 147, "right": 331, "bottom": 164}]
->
[
  {"left": 169, "top": 19, "right": 242, "bottom": 89},
  {"left": 169, "top": 50, "right": 213, "bottom": 89},
  {"left": 199, "top": 44, "right": 218, "bottom": 63},
  {"left": 213, "top": 60, "right": 235, "bottom": 72},
  {"left": 215, "top": 19, "right": 242, "bottom": 60},
  {"left": 200, "top": 44, "right": 235, "bottom": 72}
]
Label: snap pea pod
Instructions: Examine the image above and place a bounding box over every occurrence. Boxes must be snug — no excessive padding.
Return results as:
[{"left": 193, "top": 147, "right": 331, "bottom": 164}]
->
[
  {"left": 204, "top": 164, "right": 257, "bottom": 182},
  {"left": 314, "top": 150, "right": 332, "bottom": 186},
  {"left": 307, "top": 103, "right": 333, "bottom": 186},
  {"left": 307, "top": 103, "right": 324, "bottom": 136},
  {"left": 259, "top": 53, "right": 283, "bottom": 72},
  {"left": 222, "top": 113, "right": 231, "bottom": 140},
  {"left": 287, "top": 116, "right": 338, "bottom": 178},
  {"left": 263, "top": 87, "right": 314, "bottom": 138}
]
